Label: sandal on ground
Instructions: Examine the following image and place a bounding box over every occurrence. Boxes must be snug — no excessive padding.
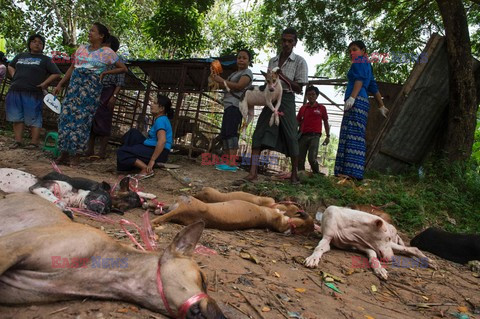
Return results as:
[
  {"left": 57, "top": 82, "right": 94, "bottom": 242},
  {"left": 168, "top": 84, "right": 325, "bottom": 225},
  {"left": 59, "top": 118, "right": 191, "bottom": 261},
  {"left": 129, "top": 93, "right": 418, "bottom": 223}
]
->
[
  {"left": 134, "top": 172, "right": 155, "bottom": 181},
  {"left": 87, "top": 155, "right": 101, "bottom": 162},
  {"left": 24, "top": 143, "right": 39, "bottom": 150},
  {"left": 232, "top": 178, "right": 255, "bottom": 186},
  {"left": 9, "top": 141, "right": 23, "bottom": 149}
]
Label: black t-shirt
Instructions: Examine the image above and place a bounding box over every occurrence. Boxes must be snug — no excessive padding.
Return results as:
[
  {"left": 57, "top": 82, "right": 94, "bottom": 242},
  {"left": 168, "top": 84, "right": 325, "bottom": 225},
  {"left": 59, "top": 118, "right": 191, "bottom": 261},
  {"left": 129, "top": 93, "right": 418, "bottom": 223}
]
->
[{"left": 8, "top": 52, "right": 62, "bottom": 93}]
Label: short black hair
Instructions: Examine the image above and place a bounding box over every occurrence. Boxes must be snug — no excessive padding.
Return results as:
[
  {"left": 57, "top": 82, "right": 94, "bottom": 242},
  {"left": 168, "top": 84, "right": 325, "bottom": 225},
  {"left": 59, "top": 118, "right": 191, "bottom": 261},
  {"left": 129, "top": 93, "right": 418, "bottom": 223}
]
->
[
  {"left": 348, "top": 40, "right": 367, "bottom": 52},
  {"left": 157, "top": 94, "right": 174, "bottom": 119},
  {"left": 282, "top": 27, "right": 298, "bottom": 42},
  {"left": 106, "top": 35, "right": 120, "bottom": 52},
  {"left": 93, "top": 22, "right": 110, "bottom": 43},
  {"left": 0, "top": 51, "right": 6, "bottom": 63},
  {"left": 306, "top": 86, "right": 320, "bottom": 96},
  {"left": 27, "top": 34, "right": 45, "bottom": 52},
  {"left": 237, "top": 49, "right": 252, "bottom": 61}
]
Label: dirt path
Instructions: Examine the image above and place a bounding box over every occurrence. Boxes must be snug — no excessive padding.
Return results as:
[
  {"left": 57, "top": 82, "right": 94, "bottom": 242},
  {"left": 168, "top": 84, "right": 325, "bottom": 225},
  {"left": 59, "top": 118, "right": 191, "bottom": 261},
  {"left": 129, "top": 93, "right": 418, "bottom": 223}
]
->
[{"left": 0, "top": 137, "right": 478, "bottom": 319}]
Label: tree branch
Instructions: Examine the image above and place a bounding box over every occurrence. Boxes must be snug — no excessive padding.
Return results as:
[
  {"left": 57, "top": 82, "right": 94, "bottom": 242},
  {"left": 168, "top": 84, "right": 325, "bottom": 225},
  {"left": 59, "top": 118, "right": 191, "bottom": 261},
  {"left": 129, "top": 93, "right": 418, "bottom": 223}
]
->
[{"left": 49, "top": 0, "right": 71, "bottom": 46}]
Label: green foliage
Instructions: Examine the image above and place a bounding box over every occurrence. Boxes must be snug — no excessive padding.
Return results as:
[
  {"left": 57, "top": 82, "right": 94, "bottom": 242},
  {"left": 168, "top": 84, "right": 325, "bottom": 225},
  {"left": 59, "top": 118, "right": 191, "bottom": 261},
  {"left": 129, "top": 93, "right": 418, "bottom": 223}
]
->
[
  {"left": 244, "top": 164, "right": 480, "bottom": 235},
  {"left": 144, "top": 0, "right": 214, "bottom": 58},
  {"left": 203, "top": 0, "right": 271, "bottom": 61},
  {"left": 471, "top": 117, "right": 480, "bottom": 172},
  {"left": 258, "top": 0, "right": 480, "bottom": 83}
]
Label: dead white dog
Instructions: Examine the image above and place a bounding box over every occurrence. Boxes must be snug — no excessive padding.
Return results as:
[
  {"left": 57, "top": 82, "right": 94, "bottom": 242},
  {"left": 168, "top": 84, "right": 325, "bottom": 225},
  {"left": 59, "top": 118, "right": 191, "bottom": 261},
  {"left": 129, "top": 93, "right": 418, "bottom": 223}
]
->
[
  {"left": 224, "top": 67, "right": 283, "bottom": 136},
  {"left": 305, "top": 206, "right": 437, "bottom": 280}
]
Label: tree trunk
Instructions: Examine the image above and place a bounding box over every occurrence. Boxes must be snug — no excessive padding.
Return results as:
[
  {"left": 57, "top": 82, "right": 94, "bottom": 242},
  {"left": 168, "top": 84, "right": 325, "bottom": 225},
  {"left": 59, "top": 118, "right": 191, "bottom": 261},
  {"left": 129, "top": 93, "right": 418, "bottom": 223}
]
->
[{"left": 437, "top": 0, "right": 478, "bottom": 162}]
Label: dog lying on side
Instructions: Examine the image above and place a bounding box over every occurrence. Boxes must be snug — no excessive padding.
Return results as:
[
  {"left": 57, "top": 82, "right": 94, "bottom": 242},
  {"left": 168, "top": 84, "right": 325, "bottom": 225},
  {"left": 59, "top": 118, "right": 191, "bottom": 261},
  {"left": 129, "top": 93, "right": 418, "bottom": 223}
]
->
[
  {"left": 305, "top": 206, "right": 436, "bottom": 280},
  {"left": 224, "top": 67, "right": 283, "bottom": 137},
  {"left": 410, "top": 227, "right": 480, "bottom": 264},
  {"left": 350, "top": 204, "right": 393, "bottom": 224},
  {"left": 0, "top": 193, "right": 225, "bottom": 318},
  {"left": 0, "top": 168, "right": 142, "bottom": 215},
  {"left": 194, "top": 186, "right": 306, "bottom": 218},
  {"left": 153, "top": 194, "right": 314, "bottom": 235}
]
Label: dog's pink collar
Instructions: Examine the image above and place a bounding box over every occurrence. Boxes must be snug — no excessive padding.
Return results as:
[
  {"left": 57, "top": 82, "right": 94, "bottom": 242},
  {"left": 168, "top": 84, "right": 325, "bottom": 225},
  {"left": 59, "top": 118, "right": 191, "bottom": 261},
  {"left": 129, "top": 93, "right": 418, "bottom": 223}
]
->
[{"left": 156, "top": 260, "right": 208, "bottom": 318}]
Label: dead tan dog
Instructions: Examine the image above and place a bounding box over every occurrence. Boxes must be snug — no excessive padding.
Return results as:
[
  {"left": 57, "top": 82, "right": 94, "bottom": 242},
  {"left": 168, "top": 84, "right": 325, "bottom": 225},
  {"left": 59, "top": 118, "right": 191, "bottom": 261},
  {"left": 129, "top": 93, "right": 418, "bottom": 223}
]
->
[
  {"left": 152, "top": 188, "right": 314, "bottom": 235},
  {"left": 0, "top": 193, "right": 225, "bottom": 318},
  {"left": 195, "top": 186, "right": 307, "bottom": 218}
]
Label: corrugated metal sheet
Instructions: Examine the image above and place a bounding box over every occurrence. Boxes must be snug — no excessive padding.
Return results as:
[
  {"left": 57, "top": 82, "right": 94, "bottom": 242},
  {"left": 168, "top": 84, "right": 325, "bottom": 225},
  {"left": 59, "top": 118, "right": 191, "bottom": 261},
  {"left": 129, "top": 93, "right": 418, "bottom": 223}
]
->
[
  {"left": 127, "top": 58, "right": 237, "bottom": 92},
  {"left": 366, "top": 34, "right": 480, "bottom": 173}
]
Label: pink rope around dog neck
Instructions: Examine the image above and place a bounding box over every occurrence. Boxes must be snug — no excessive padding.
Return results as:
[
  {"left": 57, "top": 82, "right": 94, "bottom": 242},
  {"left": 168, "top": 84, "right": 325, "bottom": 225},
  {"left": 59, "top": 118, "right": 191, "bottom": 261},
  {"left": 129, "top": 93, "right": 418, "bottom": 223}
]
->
[{"left": 156, "top": 260, "right": 208, "bottom": 318}]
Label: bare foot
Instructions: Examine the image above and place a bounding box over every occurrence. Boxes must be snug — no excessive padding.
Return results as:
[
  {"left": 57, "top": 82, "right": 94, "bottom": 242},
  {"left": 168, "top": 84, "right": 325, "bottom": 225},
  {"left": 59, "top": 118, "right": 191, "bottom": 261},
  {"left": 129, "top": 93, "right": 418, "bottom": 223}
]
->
[{"left": 56, "top": 152, "right": 70, "bottom": 165}]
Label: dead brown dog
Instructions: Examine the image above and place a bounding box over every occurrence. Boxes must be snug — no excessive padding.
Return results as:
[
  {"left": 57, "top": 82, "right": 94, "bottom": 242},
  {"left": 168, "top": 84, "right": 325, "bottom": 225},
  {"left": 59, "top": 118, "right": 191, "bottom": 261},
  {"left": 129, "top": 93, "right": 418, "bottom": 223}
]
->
[
  {"left": 0, "top": 193, "right": 225, "bottom": 319},
  {"left": 195, "top": 186, "right": 303, "bottom": 216},
  {"left": 153, "top": 188, "right": 314, "bottom": 235}
]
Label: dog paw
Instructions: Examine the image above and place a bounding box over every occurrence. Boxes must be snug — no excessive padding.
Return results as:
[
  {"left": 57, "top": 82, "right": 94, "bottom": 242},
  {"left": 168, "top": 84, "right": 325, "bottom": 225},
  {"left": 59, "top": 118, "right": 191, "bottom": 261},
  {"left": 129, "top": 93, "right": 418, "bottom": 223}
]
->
[
  {"left": 304, "top": 255, "right": 320, "bottom": 268},
  {"left": 427, "top": 258, "right": 438, "bottom": 270},
  {"left": 373, "top": 267, "right": 388, "bottom": 280}
]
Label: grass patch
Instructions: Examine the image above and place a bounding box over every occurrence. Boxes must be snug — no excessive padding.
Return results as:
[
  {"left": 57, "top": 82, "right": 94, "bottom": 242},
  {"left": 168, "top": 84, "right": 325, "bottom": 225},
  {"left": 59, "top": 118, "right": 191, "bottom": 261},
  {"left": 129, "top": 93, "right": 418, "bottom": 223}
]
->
[{"left": 243, "top": 166, "right": 480, "bottom": 236}]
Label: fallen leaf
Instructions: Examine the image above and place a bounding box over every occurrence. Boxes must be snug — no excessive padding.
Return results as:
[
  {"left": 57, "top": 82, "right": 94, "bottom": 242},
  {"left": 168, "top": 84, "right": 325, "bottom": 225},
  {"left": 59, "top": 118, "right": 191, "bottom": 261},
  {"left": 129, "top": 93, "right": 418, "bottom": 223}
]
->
[
  {"left": 129, "top": 306, "right": 139, "bottom": 312},
  {"left": 117, "top": 308, "right": 129, "bottom": 313},
  {"left": 239, "top": 252, "right": 260, "bottom": 264},
  {"left": 371, "top": 285, "right": 377, "bottom": 292},
  {"left": 345, "top": 268, "right": 355, "bottom": 275},
  {"left": 262, "top": 306, "right": 271, "bottom": 312},
  {"left": 295, "top": 288, "right": 306, "bottom": 293},
  {"left": 365, "top": 316, "right": 375, "bottom": 319},
  {"left": 321, "top": 271, "right": 345, "bottom": 283},
  {"left": 422, "top": 296, "right": 429, "bottom": 301},
  {"left": 272, "top": 260, "right": 277, "bottom": 263},
  {"left": 292, "top": 256, "right": 305, "bottom": 264},
  {"left": 457, "top": 306, "right": 468, "bottom": 313},
  {"left": 274, "top": 272, "right": 281, "bottom": 278}
]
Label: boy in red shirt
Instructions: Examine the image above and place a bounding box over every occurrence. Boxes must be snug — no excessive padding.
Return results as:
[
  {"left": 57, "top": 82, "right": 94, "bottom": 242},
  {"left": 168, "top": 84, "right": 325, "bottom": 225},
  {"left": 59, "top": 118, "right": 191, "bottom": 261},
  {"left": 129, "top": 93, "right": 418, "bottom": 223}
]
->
[{"left": 297, "top": 86, "right": 330, "bottom": 174}]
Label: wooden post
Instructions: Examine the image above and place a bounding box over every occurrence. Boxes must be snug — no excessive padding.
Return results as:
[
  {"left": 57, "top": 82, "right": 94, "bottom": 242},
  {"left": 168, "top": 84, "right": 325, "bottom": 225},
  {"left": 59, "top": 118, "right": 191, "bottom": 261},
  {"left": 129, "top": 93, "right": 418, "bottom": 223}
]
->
[
  {"left": 137, "top": 76, "right": 152, "bottom": 135},
  {"left": 189, "top": 64, "right": 208, "bottom": 158},
  {"left": 173, "top": 65, "right": 187, "bottom": 140}
]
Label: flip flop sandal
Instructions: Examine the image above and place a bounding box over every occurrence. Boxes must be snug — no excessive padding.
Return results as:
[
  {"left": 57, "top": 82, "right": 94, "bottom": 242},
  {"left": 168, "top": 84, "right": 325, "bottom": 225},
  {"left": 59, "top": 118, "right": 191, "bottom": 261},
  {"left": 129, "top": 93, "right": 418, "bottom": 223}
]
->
[
  {"left": 9, "top": 141, "right": 23, "bottom": 149},
  {"left": 24, "top": 143, "right": 39, "bottom": 150},
  {"left": 135, "top": 172, "right": 155, "bottom": 181},
  {"left": 232, "top": 178, "right": 255, "bottom": 186},
  {"left": 88, "top": 155, "right": 101, "bottom": 161}
]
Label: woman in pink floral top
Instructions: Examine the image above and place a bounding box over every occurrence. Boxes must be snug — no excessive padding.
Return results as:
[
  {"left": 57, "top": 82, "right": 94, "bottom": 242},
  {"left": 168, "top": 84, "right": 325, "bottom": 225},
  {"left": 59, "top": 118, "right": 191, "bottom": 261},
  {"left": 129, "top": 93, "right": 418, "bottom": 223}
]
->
[{"left": 53, "top": 22, "right": 127, "bottom": 165}]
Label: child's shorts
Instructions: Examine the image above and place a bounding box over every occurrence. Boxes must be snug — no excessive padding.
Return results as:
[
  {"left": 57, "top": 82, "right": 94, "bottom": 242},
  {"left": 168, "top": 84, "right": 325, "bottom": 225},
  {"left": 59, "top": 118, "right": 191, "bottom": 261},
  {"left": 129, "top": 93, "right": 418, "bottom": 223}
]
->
[{"left": 6, "top": 91, "right": 43, "bottom": 127}]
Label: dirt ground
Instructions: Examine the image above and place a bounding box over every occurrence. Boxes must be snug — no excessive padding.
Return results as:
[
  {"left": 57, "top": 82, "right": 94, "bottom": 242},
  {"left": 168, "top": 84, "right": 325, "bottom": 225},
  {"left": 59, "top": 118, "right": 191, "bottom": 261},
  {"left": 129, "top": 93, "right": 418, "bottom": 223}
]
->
[{"left": 0, "top": 135, "right": 479, "bottom": 319}]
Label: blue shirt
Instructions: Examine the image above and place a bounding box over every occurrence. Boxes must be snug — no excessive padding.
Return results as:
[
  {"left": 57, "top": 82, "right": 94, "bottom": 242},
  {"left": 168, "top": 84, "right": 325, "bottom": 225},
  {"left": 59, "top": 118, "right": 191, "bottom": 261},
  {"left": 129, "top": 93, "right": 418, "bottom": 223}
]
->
[
  {"left": 344, "top": 56, "right": 379, "bottom": 101},
  {"left": 144, "top": 115, "right": 172, "bottom": 150}
]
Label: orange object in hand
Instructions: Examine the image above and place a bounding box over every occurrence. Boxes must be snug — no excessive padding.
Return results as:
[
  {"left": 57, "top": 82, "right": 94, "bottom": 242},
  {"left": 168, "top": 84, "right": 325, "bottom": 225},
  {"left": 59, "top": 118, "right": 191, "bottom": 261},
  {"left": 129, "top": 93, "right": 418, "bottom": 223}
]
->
[{"left": 211, "top": 60, "right": 223, "bottom": 74}]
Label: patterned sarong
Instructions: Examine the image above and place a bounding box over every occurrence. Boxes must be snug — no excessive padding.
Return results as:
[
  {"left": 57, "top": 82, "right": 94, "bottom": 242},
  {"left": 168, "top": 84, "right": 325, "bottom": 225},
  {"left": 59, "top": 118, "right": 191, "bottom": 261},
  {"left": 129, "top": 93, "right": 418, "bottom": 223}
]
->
[
  {"left": 334, "top": 96, "right": 370, "bottom": 179},
  {"left": 58, "top": 68, "right": 103, "bottom": 155}
]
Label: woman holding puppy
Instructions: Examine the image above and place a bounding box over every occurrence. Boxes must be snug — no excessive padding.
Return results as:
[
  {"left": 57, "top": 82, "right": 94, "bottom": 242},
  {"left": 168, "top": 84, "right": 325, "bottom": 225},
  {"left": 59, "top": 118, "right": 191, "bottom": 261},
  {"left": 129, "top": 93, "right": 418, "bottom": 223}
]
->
[
  {"left": 334, "top": 40, "right": 388, "bottom": 180},
  {"left": 211, "top": 49, "right": 253, "bottom": 171}
]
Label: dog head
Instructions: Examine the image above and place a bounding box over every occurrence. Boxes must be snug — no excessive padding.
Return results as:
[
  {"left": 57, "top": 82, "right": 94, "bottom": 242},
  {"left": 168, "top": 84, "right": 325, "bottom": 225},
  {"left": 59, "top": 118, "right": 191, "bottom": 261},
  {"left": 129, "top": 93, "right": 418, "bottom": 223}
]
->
[
  {"left": 111, "top": 177, "right": 142, "bottom": 212},
  {"left": 160, "top": 221, "right": 226, "bottom": 318},
  {"left": 286, "top": 210, "right": 315, "bottom": 235},
  {"left": 260, "top": 67, "right": 281, "bottom": 92},
  {"left": 84, "top": 182, "right": 113, "bottom": 214}
]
